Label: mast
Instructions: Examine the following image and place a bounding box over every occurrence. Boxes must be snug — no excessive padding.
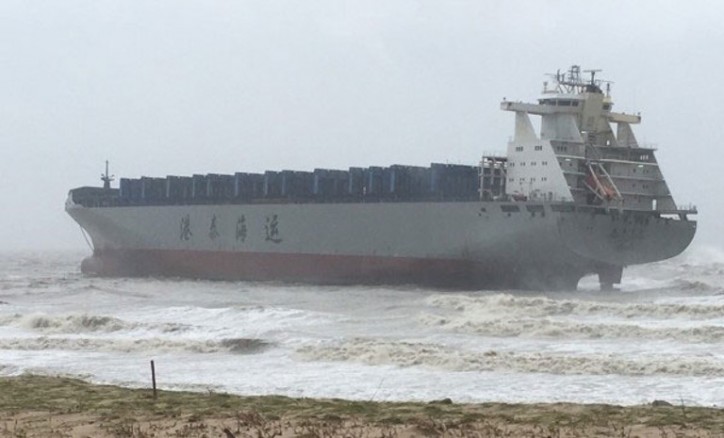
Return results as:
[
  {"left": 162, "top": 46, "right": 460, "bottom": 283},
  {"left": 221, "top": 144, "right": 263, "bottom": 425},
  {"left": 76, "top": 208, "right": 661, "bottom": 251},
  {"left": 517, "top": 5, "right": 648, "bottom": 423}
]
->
[{"left": 101, "top": 160, "right": 114, "bottom": 190}]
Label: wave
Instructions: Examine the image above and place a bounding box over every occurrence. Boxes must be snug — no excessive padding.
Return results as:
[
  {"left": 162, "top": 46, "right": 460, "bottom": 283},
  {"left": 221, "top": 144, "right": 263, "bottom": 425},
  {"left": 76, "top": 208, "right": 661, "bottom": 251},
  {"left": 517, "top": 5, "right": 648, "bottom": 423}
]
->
[
  {"left": 0, "top": 313, "right": 191, "bottom": 334},
  {"left": 670, "top": 278, "right": 723, "bottom": 293},
  {"left": 0, "top": 363, "right": 20, "bottom": 376},
  {"left": 0, "top": 336, "right": 271, "bottom": 354},
  {"left": 296, "top": 339, "right": 724, "bottom": 377},
  {"left": 425, "top": 293, "right": 724, "bottom": 320},
  {"left": 23, "top": 314, "right": 129, "bottom": 332},
  {"left": 678, "top": 245, "right": 724, "bottom": 267},
  {"left": 418, "top": 312, "right": 724, "bottom": 343}
]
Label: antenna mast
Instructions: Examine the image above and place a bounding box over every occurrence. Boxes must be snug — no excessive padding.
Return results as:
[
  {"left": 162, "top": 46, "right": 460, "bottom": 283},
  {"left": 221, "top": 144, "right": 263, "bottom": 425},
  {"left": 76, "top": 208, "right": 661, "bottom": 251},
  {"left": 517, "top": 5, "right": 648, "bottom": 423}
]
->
[{"left": 101, "top": 160, "right": 115, "bottom": 190}]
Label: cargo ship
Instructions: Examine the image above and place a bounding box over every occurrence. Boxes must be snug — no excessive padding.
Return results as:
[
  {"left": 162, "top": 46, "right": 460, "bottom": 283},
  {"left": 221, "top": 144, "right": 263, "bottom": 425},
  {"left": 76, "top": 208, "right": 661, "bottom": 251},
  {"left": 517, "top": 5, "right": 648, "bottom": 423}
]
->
[{"left": 66, "top": 66, "right": 696, "bottom": 290}]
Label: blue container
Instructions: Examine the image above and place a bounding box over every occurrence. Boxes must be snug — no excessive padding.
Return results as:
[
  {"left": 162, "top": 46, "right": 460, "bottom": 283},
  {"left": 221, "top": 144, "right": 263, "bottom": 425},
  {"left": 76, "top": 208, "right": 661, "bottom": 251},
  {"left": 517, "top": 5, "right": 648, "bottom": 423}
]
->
[{"left": 264, "top": 171, "right": 282, "bottom": 198}]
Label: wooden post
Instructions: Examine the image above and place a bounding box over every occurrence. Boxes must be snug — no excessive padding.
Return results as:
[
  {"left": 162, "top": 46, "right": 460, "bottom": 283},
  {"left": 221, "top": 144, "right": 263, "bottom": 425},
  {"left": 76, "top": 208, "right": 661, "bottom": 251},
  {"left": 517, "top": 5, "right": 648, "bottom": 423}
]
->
[{"left": 150, "top": 360, "right": 157, "bottom": 399}]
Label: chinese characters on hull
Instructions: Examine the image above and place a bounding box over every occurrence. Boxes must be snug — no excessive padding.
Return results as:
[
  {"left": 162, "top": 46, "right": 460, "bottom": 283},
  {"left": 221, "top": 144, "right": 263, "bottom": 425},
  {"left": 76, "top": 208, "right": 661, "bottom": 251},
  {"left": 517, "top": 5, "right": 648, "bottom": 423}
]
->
[
  {"left": 209, "top": 214, "right": 220, "bottom": 240},
  {"left": 236, "top": 215, "right": 247, "bottom": 242},
  {"left": 179, "top": 214, "right": 192, "bottom": 241},
  {"left": 265, "top": 214, "right": 282, "bottom": 244},
  {"left": 179, "top": 212, "right": 283, "bottom": 244}
]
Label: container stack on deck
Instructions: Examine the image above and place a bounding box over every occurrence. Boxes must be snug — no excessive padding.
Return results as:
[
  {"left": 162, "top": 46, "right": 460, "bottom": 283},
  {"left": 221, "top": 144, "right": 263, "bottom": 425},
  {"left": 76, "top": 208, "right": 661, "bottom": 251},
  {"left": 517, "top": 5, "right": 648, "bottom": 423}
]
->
[
  {"left": 313, "top": 169, "right": 349, "bottom": 198},
  {"left": 431, "top": 164, "right": 480, "bottom": 199},
  {"left": 106, "top": 160, "right": 505, "bottom": 207},
  {"left": 281, "top": 171, "right": 314, "bottom": 198},
  {"left": 234, "top": 173, "right": 264, "bottom": 199},
  {"left": 166, "top": 176, "right": 193, "bottom": 200}
]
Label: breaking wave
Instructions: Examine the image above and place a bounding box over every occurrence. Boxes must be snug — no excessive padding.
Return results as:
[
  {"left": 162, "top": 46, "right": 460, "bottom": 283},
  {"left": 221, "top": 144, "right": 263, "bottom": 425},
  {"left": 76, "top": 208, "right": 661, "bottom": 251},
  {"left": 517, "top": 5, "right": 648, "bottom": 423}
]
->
[
  {"left": 21, "top": 314, "right": 129, "bottom": 332},
  {"left": 425, "top": 293, "right": 724, "bottom": 320},
  {"left": 296, "top": 339, "right": 724, "bottom": 377},
  {"left": 0, "top": 313, "right": 190, "bottom": 334},
  {"left": 0, "top": 336, "right": 271, "bottom": 354},
  {"left": 419, "top": 313, "right": 724, "bottom": 343},
  {"left": 670, "top": 279, "right": 722, "bottom": 293}
]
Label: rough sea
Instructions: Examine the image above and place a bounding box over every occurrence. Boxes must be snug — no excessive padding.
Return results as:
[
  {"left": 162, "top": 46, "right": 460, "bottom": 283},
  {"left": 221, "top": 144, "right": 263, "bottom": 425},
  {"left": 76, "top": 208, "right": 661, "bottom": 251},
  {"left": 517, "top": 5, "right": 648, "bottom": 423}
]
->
[{"left": 1, "top": 247, "right": 723, "bottom": 406}]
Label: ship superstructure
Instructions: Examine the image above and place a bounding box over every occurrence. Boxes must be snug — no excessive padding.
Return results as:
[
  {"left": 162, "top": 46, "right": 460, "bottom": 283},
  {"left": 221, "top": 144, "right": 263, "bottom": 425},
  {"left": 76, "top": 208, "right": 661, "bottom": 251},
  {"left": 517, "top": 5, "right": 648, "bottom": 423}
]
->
[
  {"left": 66, "top": 66, "right": 696, "bottom": 290},
  {"left": 503, "top": 65, "right": 676, "bottom": 212}
]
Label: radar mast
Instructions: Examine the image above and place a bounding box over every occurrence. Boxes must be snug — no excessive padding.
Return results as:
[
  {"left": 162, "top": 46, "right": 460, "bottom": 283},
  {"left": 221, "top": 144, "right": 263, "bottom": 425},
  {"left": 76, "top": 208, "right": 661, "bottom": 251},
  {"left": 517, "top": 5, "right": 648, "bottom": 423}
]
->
[{"left": 101, "top": 160, "right": 114, "bottom": 190}]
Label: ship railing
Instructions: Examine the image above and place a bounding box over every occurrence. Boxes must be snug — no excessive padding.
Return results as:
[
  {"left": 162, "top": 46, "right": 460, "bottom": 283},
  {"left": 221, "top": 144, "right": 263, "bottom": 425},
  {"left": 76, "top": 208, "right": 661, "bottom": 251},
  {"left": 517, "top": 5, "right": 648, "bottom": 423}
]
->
[
  {"left": 663, "top": 203, "right": 697, "bottom": 214},
  {"left": 480, "top": 150, "right": 507, "bottom": 160},
  {"left": 680, "top": 203, "right": 697, "bottom": 213}
]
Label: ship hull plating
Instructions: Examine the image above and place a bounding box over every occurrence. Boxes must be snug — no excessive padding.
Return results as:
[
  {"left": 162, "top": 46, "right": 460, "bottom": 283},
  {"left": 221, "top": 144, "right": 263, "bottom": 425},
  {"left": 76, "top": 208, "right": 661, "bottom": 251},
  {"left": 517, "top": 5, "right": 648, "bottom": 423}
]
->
[{"left": 67, "top": 199, "right": 696, "bottom": 290}]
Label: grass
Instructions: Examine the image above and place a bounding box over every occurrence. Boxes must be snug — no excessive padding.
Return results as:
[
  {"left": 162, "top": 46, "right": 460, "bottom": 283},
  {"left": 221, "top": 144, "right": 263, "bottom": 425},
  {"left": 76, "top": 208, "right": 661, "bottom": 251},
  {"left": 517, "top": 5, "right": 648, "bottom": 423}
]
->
[{"left": 1, "top": 375, "right": 724, "bottom": 437}]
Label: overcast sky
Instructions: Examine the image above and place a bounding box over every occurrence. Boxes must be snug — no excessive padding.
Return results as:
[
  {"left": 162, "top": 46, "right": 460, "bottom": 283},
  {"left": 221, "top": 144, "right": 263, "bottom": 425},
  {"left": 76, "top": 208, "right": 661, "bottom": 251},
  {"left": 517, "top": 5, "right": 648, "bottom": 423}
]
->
[{"left": 1, "top": 0, "right": 722, "bottom": 252}]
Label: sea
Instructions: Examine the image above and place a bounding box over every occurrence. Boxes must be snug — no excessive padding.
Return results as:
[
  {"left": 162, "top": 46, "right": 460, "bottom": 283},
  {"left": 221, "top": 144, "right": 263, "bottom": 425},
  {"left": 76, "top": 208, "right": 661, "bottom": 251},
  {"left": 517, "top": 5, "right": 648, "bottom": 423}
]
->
[{"left": 1, "top": 247, "right": 723, "bottom": 407}]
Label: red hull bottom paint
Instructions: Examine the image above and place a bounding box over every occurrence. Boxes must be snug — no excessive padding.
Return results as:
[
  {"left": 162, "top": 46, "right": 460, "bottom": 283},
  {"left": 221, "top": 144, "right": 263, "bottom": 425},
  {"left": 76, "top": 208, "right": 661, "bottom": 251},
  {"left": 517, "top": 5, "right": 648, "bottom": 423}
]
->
[{"left": 82, "top": 249, "right": 584, "bottom": 290}]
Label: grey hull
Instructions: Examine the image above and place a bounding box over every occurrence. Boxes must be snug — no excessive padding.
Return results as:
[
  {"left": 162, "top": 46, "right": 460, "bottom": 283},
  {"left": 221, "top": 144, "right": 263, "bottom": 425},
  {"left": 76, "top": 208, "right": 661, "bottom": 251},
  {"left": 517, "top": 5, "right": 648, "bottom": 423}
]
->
[{"left": 66, "top": 198, "right": 696, "bottom": 290}]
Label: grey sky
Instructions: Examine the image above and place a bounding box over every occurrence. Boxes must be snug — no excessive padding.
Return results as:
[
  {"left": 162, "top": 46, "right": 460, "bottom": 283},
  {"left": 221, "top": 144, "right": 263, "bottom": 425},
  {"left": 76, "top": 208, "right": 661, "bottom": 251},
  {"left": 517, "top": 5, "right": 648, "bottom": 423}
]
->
[{"left": 1, "top": 0, "right": 722, "bottom": 251}]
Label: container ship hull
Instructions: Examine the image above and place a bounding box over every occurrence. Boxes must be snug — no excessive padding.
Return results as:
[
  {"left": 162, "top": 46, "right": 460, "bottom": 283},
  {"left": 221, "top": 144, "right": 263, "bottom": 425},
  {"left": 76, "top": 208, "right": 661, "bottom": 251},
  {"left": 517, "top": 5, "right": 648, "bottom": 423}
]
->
[
  {"left": 66, "top": 199, "right": 696, "bottom": 289},
  {"left": 66, "top": 66, "right": 698, "bottom": 289}
]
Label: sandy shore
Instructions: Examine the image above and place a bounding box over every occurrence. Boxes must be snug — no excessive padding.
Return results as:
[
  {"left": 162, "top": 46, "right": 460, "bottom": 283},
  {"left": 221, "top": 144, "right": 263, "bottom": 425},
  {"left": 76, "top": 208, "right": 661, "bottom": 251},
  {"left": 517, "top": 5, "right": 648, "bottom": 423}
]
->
[{"left": 1, "top": 375, "right": 723, "bottom": 437}]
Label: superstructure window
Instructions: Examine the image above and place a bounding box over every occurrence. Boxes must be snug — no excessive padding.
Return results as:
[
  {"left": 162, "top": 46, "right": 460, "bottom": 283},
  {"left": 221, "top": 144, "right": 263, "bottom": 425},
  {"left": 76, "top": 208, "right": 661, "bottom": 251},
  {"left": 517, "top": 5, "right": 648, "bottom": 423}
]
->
[
  {"left": 501, "top": 205, "right": 521, "bottom": 213},
  {"left": 534, "top": 145, "right": 543, "bottom": 151},
  {"left": 531, "top": 162, "right": 537, "bottom": 166},
  {"left": 515, "top": 146, "right": 524, "bottom": 152}
]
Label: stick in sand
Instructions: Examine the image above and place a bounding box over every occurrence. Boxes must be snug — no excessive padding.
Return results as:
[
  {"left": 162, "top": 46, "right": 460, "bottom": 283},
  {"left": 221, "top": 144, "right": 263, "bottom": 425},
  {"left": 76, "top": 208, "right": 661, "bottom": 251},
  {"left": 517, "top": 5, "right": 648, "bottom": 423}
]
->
[{"left": 151, "top": 360, "right": 157, "bottom": 398}]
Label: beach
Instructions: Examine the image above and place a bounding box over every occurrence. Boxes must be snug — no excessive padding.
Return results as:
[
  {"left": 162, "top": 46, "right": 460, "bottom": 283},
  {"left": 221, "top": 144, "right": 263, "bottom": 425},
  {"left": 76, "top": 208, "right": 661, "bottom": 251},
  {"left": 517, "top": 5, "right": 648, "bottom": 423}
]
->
[{"left": 2, "top": 375, "right": 723, "bottom": 437}]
